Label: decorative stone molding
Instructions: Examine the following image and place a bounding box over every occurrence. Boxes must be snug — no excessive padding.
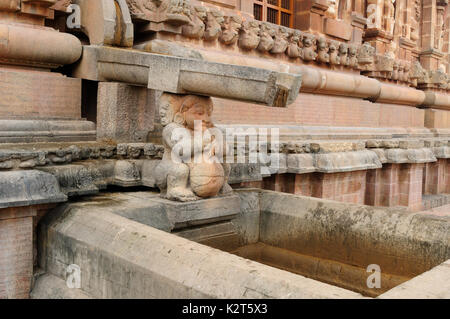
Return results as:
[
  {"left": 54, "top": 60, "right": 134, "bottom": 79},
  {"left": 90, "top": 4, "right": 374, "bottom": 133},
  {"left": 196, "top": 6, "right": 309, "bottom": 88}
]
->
[{"left": 0, "top": 23, "right": 82, "bottom": 68}]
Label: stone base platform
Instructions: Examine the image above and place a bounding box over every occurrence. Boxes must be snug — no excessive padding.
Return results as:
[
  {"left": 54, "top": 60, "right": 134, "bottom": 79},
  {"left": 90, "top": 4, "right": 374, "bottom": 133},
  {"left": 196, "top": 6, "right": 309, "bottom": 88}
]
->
[{"left": 50, "top": 191, "right": 241, "bottom": 232}]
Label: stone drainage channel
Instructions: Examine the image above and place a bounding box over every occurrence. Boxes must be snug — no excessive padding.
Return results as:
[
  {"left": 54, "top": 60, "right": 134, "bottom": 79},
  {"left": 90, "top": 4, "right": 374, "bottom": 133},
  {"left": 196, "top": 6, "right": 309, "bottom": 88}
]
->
[{"left": 33, "top": 189, "right": 450, "bottom": 299}]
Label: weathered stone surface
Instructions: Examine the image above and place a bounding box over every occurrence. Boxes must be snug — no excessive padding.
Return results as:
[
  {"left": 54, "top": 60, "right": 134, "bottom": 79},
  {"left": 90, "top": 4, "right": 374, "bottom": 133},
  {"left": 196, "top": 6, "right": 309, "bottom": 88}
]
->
[
  {"left": 259, "top": 191, "right": 450, "bottom": 280},
  {"left": 0, "top": 170, "right": 67, "bottom": 209},
  {"left": 112, "top": 160, "right": 142, "bottom": 187},
  {"left": 0, "top": 119, "right": 95, "bottom": 143},
  {"left": 378, "top": 260, "right": 450, "bottom": 299},
  {"left": 38, "top": 204, "right": 363, "bottom": 298},
  {"left": 97, "top": 83, "right": 156, "bottom": 143},
  {"left": 31, "top": 274, "right": 92, "bottom": 299},
  {"left": 433, "top": 146, "right": 450, "bottom": 158},
  {"left": 286, "top": 154, "right": 316, "bottom": 174},
  {"left": 150, "top": 195, "right": 241, "bottom": 230},
  {"left": 314, "top": 150, "right": 382, "bottom": 173},
  {"left": 384, "top": 148, "right": 437, "bottom": 164},
  {"left": 74, "top": 46, "right": 302, "bottom": 108},
  {"left": 228, "top": 163, "right": 263, "bottom": 183}
]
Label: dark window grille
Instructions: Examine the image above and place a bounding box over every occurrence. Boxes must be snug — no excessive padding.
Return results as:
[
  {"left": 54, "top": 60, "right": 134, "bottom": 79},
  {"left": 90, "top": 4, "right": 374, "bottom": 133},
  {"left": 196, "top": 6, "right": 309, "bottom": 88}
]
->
[
  {"left": 281, "top": 0, "right": 290, "bottom": 9},
  {"left": 267, "top": 7, "right": 278, "bottom": 24},
  {"left": 253, "top": 0, "right": 293, "bottom": 28},
  {"left": 254, "top": 4, "right": 263, "bottom": 21},
  {"left": 280, "top": 12, "right": 290, "bottom": 27}
]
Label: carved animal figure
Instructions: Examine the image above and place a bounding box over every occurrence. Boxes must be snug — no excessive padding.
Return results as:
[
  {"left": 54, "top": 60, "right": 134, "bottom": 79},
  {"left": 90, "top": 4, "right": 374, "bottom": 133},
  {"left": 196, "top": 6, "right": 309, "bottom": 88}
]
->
[
  {"left": 238, "top": 20, "right": 260, "bottom": 50},
  {"left": 270, "top": 26, "right": 289, "bottom": 54},
  {"left": 317, "top": 37, "right": 330, "bottom": 63},
  {"left": 286, "top": 30, "right": 302, "bottom": 58},
  {"left": 301, "top": 35, "right": 317, "bottom": 61},
  {"left": 257, "top": 22, "right": 275, "bottom": 52},
  {"left": 204, "top": 9, "right": 224, "bottom": 41},
  {"left": 219, "top": 15, "right": 242, "bottom": 45}
]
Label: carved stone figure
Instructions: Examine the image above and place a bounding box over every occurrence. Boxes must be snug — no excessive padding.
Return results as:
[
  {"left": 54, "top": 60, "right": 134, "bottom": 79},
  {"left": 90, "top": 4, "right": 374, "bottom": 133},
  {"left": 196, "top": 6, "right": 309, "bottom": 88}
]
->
[
  {"left": 382, "top": 0, "right": 395, "bottom": 35},
  {"left": 435, "top": 6, "right": 445, "bottom": 51},
  {"left": 339, "top": 43, "right": 349, "bottom": 66},
  {"left": 410, "top": 61, "right": 426, "bottom": 86},
  {"left": 326, "top": 0, "right": 338, "bottom": 19},
  {"left": 238, "top": 20, "right": 260, "bottom": 50},
  {"left": 270, "top": 26, "right": 289, "bottom": 54},
  {"left": 219, "top": 15, "right": 242, "bottom": 45},
  {"left": 257, "top": 22, "right": 275, "bottom": 52},
  {"left": 410, "top": 0, "right": 420, "bottom": 41},
  {"left": 348, "top": 44, "right": 358, "bottom": 68},
  {"left": 317, "top": 37, "right": 330, "bottom": 63},
  {"left": 155, "top": 94, "right": 233, "bottom": 201},
  {"left": 392, "top": 61, "right": 399, "bottom": 80},
  {"left": 301, "top": 34, "right": 317, "bottom": 61},
  {"left": 329, "top": 41, "right": 340, "bottom": 65},
  {"left": 357, "top": 42, "right": 375, "bottom": 66},
  {"left": 431, "top": 67, "right": 449, "bottom": 89},
  {"left": 181, "top": 6, "right": 207, "bottom": 39},
  {"left": 402, "top": 61, "right": 410, "bottom": 82},
  {"left": 204, "top": 9, "right": 224, "bottom": 41},
  {"left": 286, "top": 30, "right": 302, "bottom": 58},
  {"left": 126, "top": 0, "right": 191, "bottom": 25}
]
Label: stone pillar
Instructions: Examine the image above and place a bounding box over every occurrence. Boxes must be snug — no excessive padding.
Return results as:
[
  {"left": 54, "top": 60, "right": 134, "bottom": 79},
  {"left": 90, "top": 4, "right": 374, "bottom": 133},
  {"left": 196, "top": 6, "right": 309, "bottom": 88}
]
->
[
  {"left": 419, "top": 0, "right": 447, "bottom": 70},
  {"left": 0, "top": 207, "right": 35, "bottom": 299},
  {"left": 294, "top": 173, "right": 314, "bottom": 197},
  {"left": 446, "top": 159, "right": 450, "bottom": 193},
  {"left": 263, "top": 174, "right": 295, "bottom": 193},
  {"left": 398, "top": 163, "right": 424, "bottom": 211},
  {"left": 423, "top": 159, "right": 447, "bottom": 195},
  {"left": 379, "top": 163, "right": 400, "bottom": 207},
  {"left": 0, "top": 170, "right": 66, "bottom": 299},
  {"left": 97, "top": 83, "right": 156, "bottom": 143},
  {"left": 365, "top": 168, "right": 383, "bottom": 206},
  {"left": 311, "top": 171, "right": 367, "bottom": 204}
]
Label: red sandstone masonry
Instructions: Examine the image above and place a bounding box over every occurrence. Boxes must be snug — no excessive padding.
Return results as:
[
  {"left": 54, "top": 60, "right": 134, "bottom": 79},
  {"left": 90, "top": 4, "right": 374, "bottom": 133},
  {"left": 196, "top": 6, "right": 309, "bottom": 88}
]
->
[
  {"left": 0, "top": 68, "right": 81, "bottom": 120},
  {"left": 213, "top": 93, "right": 425, "bottom": 128},
  {"left": 423, "top": 159, "right": 447, "bottom": 195},
  {"left": 0, "top": 213, "right": 34, "bottom": 299}
]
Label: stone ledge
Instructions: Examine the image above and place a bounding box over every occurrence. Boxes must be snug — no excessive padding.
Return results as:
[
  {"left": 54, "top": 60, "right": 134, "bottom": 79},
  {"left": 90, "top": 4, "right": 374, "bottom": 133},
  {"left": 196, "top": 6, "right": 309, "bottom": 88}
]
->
[
  {"left": 0, "top": 170, "right": 67, "bottom": 209},
  {"left": 0, "top": 120, "right": 96, "bottom": 143},
  {"left": 378, "top": 260, "right": 450, "bottom": 299},
  {"left": 383, "top": 148, "right": 437, "bottom": 164},
  {"left": 433, "top": 146, "right": 450, "bottom": 158},
  {"left": 284, "top": 150, "right": 382, "bottom": 174}
]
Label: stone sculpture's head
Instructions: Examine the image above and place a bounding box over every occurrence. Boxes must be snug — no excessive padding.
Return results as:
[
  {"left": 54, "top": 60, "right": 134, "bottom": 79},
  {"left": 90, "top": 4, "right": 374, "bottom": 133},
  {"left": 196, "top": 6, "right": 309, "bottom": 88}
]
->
[{"left": 173, "top": 95, "right": 214, "bottom": 131}]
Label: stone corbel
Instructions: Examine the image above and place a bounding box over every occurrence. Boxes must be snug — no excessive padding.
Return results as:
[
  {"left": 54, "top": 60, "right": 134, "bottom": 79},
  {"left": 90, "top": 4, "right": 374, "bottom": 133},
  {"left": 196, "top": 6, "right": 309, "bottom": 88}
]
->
[
  {"left": 71, "top": 0, "right": 134, "bottom": 47},
  {"left": 74, "top": 45, "right": 302, "bottom": 108}
]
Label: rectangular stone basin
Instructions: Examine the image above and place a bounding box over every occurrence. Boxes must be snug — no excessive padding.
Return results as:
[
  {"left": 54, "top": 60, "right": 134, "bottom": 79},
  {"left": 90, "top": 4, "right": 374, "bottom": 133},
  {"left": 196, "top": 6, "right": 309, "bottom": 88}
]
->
[
  {"left": 175, "top": 189, "right": 450, "bottom": 298},
  {"left": 34, "top": 189, "right": 450, "bottom": 299}
]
